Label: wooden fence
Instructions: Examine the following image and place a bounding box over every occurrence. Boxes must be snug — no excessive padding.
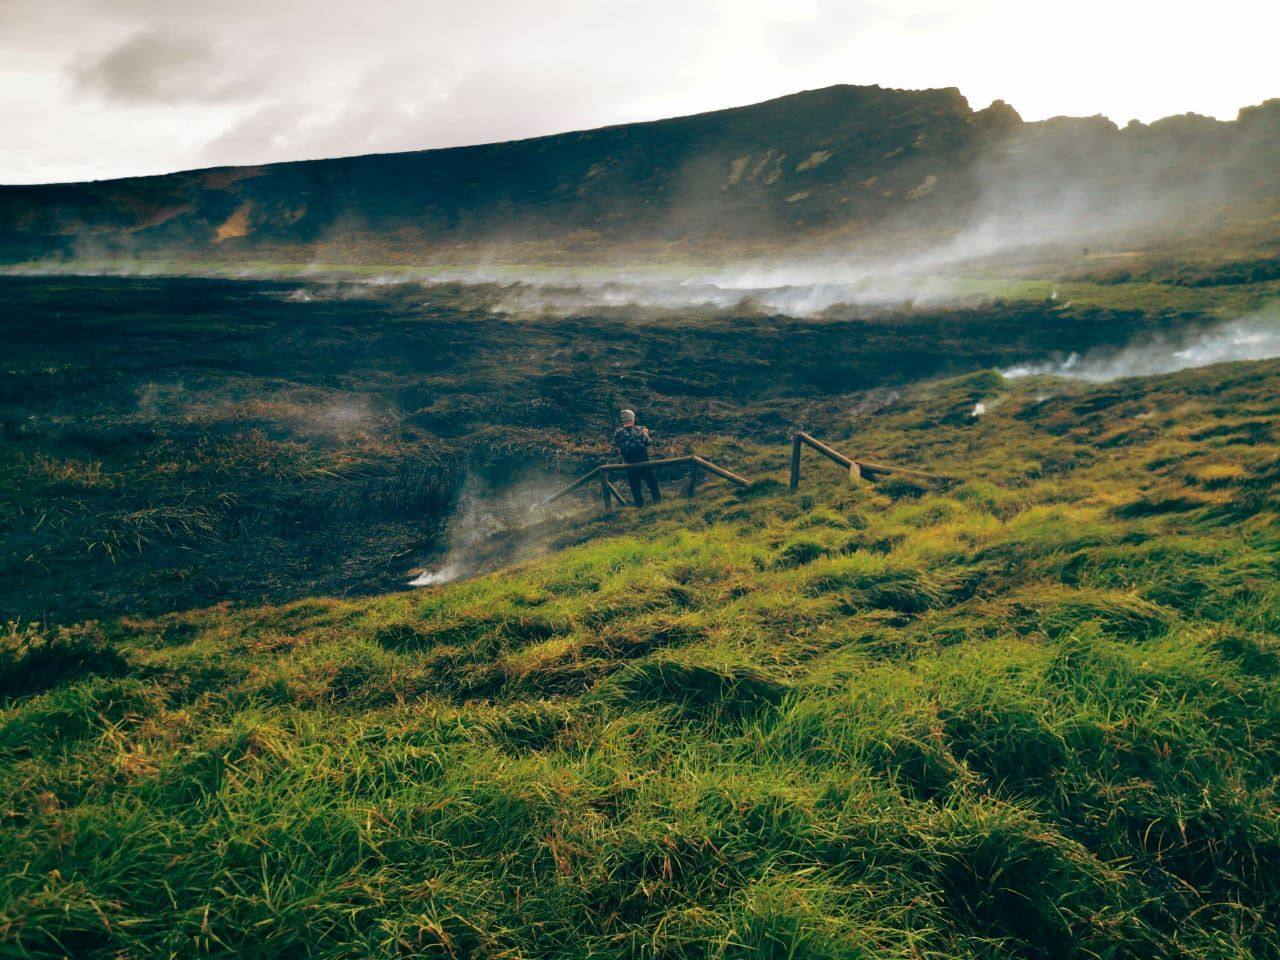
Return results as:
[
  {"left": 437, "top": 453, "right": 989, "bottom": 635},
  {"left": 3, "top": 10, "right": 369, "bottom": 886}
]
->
[
  {"left": 543, "top": 455, "right": 749, "bottom": 510},
  {"left": 542, "top": 433, "right": 944, "bottom": 513},
  {"left": 790, "top": 431, "right": 947, "bottom": 488}
]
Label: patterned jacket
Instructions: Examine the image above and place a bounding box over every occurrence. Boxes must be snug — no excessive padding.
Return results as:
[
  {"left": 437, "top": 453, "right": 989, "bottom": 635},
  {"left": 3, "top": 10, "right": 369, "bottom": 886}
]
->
[{"left": 613, "top": 425, "right": 651, "bottom": 462}]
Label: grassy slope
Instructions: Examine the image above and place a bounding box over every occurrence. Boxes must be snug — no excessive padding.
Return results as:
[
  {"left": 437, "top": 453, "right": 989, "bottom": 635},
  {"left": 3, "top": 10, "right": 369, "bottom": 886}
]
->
[{"left": 4, "top": 359, "right": 1280, "bottom": 958}]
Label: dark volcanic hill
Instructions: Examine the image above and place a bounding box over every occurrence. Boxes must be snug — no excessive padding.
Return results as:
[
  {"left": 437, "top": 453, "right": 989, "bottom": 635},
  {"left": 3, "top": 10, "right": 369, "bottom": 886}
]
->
[{"left": 2, "top": 84, "right": 1278, "bottom": 264}]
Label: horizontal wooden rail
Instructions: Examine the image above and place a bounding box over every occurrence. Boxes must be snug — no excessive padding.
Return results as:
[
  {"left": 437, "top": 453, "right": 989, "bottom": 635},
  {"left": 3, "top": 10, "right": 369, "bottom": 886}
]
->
[
  {"left": 691, "top": 456, "right": 750, "bottom": 487},
  {"left": 544, "top": 466, "right": 603, "bottom": 504},
  {"left": 791, "top": 431, "right": 948, "bottom": 489},
  {"left": 600, "top": 456, "right": 697, "bottom": 472}
]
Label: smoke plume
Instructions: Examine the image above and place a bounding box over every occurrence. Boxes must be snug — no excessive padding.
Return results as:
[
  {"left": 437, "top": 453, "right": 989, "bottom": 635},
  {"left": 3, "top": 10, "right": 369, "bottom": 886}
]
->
[
  {"left": 407, "top": 471, "right": 570, "bottom": 588},
  {"left": 1003, "top": 304, "right": 1280, "bottom": 382}
]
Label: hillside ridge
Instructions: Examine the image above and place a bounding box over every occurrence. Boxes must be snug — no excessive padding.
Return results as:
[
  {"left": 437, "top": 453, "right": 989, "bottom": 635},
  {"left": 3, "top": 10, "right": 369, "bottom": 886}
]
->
[{"left": 3, "top": 83, "right": 1278, "bottom": 263}]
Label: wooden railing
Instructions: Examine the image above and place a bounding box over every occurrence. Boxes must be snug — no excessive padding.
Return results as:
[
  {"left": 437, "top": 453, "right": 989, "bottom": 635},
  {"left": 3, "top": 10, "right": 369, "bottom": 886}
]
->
[
  {"left": 543, "top": 455, "right": 749, "bottom": 510},
  {"left": 790, "top": 431, "right": 946, "bottom": 488},
  {"left": 543, "top": 433, "right": 943, "bottom": 514}
]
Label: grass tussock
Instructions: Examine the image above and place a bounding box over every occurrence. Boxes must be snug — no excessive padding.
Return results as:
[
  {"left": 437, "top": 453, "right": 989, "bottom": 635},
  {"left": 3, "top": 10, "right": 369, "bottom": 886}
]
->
[{"left": 4, "top": 348, "right": 1280, "bottom": 956}]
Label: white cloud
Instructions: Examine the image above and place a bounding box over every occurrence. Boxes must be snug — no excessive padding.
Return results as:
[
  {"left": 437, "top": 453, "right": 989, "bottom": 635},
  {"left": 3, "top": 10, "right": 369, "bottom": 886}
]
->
[{"left": 0, "top": 0, "right": 1277, "bottom": 183}]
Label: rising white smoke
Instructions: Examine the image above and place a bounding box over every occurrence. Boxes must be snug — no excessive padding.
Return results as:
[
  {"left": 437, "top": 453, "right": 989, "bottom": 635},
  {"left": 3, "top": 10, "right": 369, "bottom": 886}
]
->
[
  {"left": 1003, "top": 305, "right": 1280, "bottom": 383},
  {"left": 406, "top": 471, "right": 568, "bottom": 588},
  {"left": 486, "top": 259, "right": 975, "bottom": 318},
  {"left": 408, "top": 562, "right": 463, "bottom": 587}
]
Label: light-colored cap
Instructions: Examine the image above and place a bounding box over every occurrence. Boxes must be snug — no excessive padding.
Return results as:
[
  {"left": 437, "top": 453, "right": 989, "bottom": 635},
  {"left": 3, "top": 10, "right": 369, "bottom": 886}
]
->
[{"left": 619, "top": 409, "right": 636, "bottom": 424}]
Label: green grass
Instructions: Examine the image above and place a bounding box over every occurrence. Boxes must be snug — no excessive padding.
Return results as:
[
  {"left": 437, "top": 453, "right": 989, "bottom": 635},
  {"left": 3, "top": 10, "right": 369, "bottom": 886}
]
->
[{"left": 4, "top": 357, "right": 1280, "bottom": 957}]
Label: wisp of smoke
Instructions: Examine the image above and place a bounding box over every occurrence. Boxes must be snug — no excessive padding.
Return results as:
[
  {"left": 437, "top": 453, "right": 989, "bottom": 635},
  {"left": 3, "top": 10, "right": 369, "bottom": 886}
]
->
[
  {"left": 407, "top": 471, "right": 568, "bottom": 588},
  {"left": 486, "top": 260, "right": 975, "bottom": 318},
  {"left": 408, "top": 563, "right": 463, "bottom": 587},
  {"left": 1003, "top": 305, "right": 1280, "bottom": 383},
  {"left": 2, "top": 256, "right": 987, "bottom": 319}
]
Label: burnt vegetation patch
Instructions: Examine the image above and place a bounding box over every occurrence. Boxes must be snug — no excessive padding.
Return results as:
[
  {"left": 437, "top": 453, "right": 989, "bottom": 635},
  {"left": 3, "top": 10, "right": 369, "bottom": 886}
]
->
[{"left": 1, "top": 275, "right": 1175, "bottom": 623}]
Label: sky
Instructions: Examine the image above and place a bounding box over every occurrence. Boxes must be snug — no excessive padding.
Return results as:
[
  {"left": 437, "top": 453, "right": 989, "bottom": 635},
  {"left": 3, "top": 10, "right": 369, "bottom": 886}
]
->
[{"left": 2, "top": 0, "right": 1277, "bottom": 185}]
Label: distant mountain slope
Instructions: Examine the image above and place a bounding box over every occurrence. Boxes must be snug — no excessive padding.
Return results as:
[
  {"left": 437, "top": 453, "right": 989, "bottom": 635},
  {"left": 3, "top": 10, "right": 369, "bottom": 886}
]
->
[{"left": 2, "top": 84, "right": 1278, "bottom": 263}]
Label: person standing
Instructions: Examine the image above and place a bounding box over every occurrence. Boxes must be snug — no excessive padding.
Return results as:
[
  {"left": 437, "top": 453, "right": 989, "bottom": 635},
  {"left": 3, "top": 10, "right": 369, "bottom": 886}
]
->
[{"left": 613, "top": 409, "right": 661, "bottom": 506}]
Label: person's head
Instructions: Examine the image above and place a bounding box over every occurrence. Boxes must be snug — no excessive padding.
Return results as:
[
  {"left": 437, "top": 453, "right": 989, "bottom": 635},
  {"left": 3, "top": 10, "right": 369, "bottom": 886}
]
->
[{"left": 619, "top": 409, "right": 636, "bottom": 426}]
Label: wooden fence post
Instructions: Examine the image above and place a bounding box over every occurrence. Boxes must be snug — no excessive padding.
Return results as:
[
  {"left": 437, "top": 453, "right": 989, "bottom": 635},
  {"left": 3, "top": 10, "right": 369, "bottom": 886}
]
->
[
  {"left": 600, "top": 473, "right": 612, "bottom": 512},
  {"left": 790, "top": 434, "right": 802, "bottom": 489},
  {"left": 684, "top": 461, "right": 699, "bottom": 497}
]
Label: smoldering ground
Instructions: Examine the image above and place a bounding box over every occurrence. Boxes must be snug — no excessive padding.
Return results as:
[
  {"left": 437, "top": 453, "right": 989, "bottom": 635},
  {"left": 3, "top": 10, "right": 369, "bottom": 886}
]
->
[
  {"left": 1, "top": 266, "right": 1267, "bottom": 623},
  {"left": 407, "top": 472, "right": 577, "bottom": 589},
  {"left": 1003, "top": 302, "right": 1280, "bottom": 383}
]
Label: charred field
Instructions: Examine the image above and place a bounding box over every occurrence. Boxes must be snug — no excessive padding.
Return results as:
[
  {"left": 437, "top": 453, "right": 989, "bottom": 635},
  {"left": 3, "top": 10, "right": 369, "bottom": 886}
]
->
[
  {"left": 3, "top": 264, "right": 1280, "bottom": 959},
  {"left": 0, "top": 271, "right": 1200, "bottom": 623}
]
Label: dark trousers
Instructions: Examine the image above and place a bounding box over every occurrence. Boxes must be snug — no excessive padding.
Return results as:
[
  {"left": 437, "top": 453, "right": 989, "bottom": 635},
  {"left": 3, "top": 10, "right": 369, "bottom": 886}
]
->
[{"left": 624, "top": 458, "right": 661, "bottom": 506}]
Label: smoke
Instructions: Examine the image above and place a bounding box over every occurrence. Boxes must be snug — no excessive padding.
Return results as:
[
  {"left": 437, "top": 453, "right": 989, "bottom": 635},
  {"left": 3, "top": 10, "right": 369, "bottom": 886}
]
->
[
  {"left": 408, "top": 562, "right": 463, "bottom": 587},
  {"left": 3, "top": 259, "right": 982, "bottom": 318},
  {"left": 903, "top": 108, "right": 1250, "bottom": 272},
  {"left": 406, "top": 470, "right": 570, "bottom": 588},
  {"left": 970, "top": 395, "right": 1007, "bottom": 417},
  {"left": 484, "top": 258, "right": 979, "bottom": 318},
  {"left": 2, "top": 257, "right": 948, "bottom": 319},
  {"left": 1003, "top": 304, "right": 1280, "bottom": 382}
]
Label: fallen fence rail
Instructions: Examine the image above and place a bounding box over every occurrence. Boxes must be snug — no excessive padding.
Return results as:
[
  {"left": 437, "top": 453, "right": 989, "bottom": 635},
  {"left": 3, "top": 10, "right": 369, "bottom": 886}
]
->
[
  {"left": 543, "top": 454, "right": 749, "bottom": 510},
  {"left": 790, "top": 431, "right": 948, "bottom": 488}
]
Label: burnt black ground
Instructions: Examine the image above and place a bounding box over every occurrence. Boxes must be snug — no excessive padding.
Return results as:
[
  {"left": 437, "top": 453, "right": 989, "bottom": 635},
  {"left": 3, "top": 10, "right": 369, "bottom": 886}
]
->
[{"left": 0, "top": 274, "right": 1193, "bottom": 623}]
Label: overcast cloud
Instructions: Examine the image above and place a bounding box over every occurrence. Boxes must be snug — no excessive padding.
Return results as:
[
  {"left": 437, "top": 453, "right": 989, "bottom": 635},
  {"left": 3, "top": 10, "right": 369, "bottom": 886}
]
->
[
  {"left": 2, "top": 0, "right": 1277, "bottom": 184},
  {"left": 69, "top": 29, "right": 263, "bottom": 105}
]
